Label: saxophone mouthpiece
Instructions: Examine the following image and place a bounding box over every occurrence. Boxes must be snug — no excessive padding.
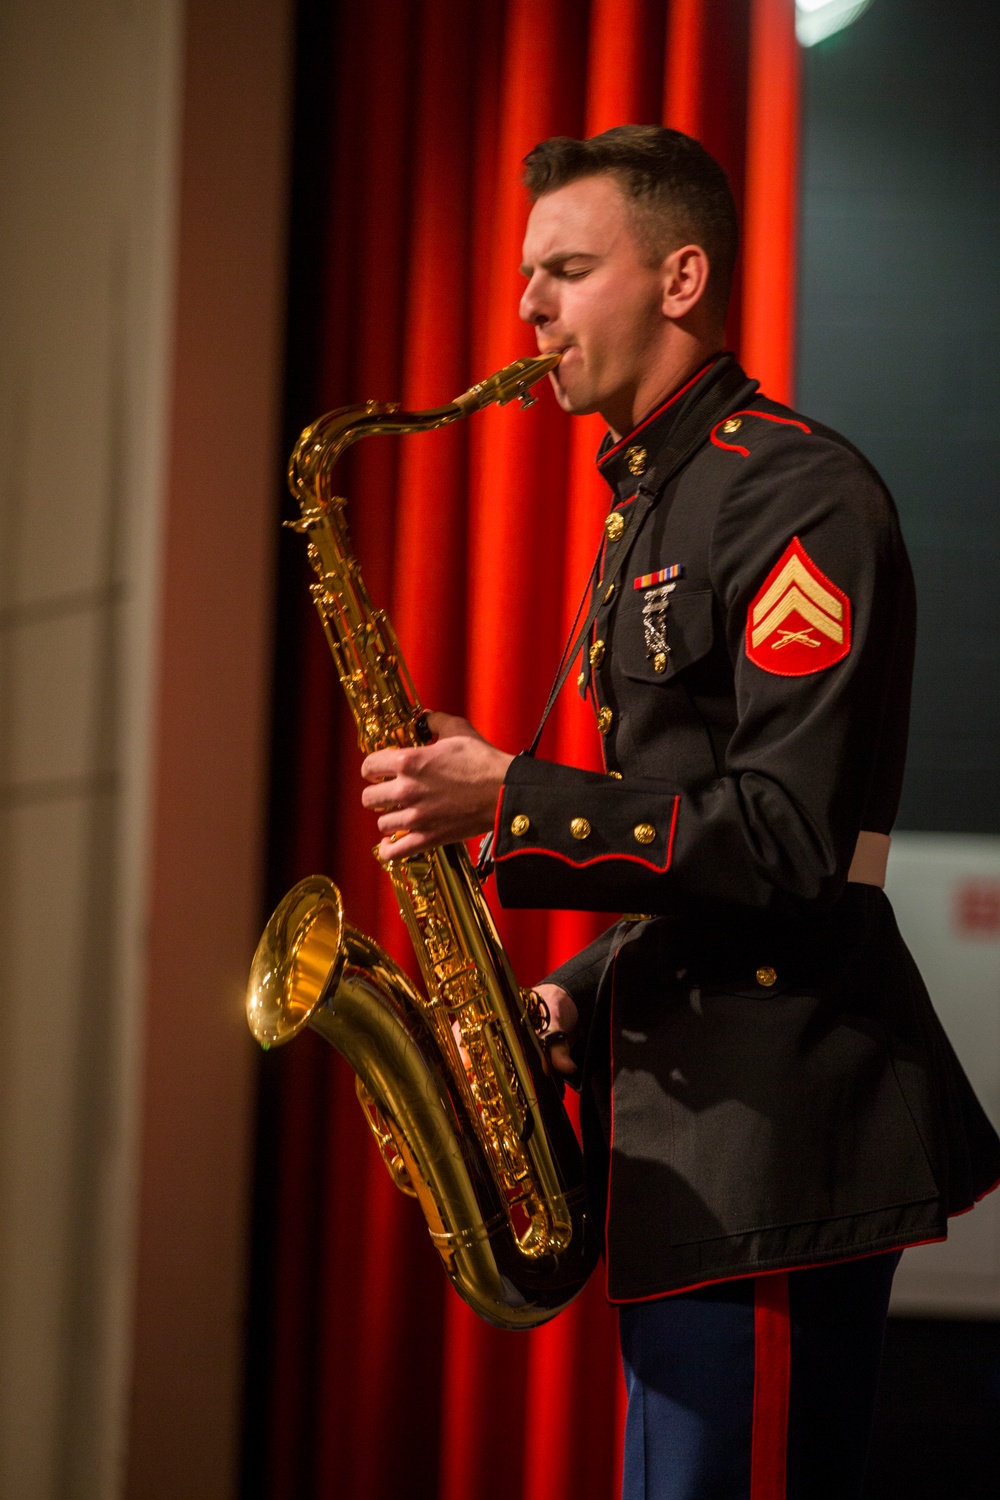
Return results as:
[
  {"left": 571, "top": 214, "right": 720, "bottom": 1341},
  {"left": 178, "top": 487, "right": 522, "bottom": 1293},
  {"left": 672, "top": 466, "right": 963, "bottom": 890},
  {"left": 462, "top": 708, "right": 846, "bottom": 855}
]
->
[{"left": 452, "top": 351, "right": 562, "bottom": 416}]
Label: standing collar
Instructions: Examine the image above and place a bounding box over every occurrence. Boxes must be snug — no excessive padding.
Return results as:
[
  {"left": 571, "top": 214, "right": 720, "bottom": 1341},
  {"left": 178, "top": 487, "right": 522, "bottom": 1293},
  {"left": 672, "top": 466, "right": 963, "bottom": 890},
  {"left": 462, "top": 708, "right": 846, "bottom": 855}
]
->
[{"left": 595, "top": 353, "right": 735, "bottom": 501}]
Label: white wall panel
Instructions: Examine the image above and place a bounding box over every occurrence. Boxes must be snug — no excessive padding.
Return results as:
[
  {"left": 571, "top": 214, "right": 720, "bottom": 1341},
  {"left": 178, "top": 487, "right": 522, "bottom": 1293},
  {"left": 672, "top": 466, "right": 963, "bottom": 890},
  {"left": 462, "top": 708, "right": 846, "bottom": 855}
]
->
[{"left": 886, "top": 832, "right": 1000, "bottom": 1316}]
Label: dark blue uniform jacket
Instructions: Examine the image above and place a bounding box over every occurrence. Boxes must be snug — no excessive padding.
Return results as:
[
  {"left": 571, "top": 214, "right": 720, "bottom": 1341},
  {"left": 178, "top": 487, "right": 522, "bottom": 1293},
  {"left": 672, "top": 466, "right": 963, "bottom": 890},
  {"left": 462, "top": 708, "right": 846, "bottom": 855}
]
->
[{"left": 491, "top": 355, "right": 1000, "bottom": 1301}]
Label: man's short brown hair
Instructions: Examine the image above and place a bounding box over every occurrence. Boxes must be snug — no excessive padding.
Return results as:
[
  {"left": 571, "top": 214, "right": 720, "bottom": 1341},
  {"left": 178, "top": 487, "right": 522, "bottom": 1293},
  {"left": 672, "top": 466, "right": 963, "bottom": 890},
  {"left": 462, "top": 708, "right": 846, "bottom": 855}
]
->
[{"left": 522, "top": 125, "right": 739, "bottom": 317}]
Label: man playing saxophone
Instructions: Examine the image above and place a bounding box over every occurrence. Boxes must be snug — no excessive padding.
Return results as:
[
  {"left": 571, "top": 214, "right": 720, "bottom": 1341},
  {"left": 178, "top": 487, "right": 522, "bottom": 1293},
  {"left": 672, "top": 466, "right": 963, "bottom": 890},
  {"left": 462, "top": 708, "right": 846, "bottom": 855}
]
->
[{"left": 360, "top": 127, "right": 1000, "bottom": 1500}]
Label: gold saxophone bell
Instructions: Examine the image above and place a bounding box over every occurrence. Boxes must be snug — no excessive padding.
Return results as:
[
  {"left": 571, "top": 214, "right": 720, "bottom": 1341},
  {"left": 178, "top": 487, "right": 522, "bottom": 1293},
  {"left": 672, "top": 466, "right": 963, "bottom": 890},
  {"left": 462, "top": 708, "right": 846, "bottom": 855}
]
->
[{"left": 247, "top": 353, "right": 599, "bottom": 1330}]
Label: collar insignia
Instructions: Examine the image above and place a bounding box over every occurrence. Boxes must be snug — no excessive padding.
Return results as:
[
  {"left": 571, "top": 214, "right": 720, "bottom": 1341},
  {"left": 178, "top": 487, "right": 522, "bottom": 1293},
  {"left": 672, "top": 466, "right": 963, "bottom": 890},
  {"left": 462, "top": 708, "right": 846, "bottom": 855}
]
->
[{"left": 746, "top": 537, "right": 851, "bottom": 676}]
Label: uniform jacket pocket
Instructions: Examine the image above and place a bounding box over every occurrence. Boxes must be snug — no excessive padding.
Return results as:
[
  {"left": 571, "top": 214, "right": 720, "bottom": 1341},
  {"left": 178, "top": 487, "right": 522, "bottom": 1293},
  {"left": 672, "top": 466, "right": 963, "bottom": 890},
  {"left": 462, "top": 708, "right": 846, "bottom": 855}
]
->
[{"left": 618, "top": 587, "right": 715, "bottom": 684}]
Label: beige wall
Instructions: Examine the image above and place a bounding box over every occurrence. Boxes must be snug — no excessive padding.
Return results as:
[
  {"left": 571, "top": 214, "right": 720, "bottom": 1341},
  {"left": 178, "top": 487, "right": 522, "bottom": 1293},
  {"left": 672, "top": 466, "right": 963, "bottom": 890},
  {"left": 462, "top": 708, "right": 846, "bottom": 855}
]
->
[
  {"left": 126, "top": 1, "right": 294, "bottom": 1495},
  {"left": 0, "top": 2, "right": 293, "bottom": 1496}
]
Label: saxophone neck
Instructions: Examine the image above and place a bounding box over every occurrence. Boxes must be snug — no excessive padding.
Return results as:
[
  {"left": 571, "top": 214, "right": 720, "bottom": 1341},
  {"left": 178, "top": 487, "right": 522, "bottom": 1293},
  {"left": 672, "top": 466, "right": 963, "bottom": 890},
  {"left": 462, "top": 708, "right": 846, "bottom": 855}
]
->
[{"left": 288, "top": 352, "right": 561, "bottom": 511}]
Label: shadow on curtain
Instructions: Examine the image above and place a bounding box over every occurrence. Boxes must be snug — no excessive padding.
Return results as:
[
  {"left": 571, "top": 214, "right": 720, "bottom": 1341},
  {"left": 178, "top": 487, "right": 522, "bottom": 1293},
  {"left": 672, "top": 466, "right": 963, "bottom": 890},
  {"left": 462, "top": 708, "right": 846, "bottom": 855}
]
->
[{"left": 242, "top": 2, "right": 798, "bottom": 1497}]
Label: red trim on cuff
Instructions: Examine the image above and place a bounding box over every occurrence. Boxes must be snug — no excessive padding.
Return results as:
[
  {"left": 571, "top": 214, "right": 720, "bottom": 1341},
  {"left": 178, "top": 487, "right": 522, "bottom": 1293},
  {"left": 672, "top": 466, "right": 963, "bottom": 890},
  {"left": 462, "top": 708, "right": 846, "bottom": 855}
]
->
[
  {"left": 494, "top": 846, "right": 671, "bottom": 874},
  {"left": 494, "top": 798, "right": 680, "bottom": 875},
  {"left": 751, "top": 1274, "right": 791, "bottom": 1500},
  {"left": 665, "top": 795, "right": 680, "bottom": 865},
  {"left": 491, "top": 779, "right": 505, "bottom": 852}
]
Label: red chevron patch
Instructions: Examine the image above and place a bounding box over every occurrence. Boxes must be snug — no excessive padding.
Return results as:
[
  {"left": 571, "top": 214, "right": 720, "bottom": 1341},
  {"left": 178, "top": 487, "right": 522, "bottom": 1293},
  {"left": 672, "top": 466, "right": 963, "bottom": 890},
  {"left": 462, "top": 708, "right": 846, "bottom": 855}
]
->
[{"left": 745, "top": 537, "right": 851, "bottom": 677}]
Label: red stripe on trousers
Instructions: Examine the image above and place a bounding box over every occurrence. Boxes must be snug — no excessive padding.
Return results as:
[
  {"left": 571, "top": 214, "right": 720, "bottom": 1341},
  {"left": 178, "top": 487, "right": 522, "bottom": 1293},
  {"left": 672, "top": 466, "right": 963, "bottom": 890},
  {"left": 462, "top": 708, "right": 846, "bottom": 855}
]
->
[{"left": 750, "top": 1273, "right": 791, "bottom": 1499}]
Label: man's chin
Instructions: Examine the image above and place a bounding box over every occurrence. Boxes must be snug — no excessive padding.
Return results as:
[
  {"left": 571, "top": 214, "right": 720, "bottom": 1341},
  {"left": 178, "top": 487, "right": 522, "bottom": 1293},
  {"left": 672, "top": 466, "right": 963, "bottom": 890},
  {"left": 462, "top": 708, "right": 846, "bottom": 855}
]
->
[{"left": 549, "top": 373, "right": 599, "bottom": 417}]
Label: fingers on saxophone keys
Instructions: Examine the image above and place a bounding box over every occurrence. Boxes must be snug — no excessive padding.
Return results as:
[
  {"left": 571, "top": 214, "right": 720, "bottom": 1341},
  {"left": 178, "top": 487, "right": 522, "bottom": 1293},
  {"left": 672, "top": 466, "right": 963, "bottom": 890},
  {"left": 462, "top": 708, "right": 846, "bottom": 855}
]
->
[
  {"left": 361, "top": 779, "right": 410, "bottom": 812},
  {"left": 377, "top": 830, "right": 427, "bottom": 862},
  {"left": 376, "top": 807, "right": 415, "bottom": 835},
  {"left": 362, "top": 746, "right": 419, "bottom": 782}
]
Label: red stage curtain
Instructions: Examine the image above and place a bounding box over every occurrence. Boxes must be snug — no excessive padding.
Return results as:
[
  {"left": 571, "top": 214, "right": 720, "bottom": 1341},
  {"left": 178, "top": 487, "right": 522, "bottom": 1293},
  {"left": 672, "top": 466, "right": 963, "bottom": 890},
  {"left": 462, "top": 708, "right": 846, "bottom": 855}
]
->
[{"left": 246, "top": 4, "right": 800, "bottom": 1497}]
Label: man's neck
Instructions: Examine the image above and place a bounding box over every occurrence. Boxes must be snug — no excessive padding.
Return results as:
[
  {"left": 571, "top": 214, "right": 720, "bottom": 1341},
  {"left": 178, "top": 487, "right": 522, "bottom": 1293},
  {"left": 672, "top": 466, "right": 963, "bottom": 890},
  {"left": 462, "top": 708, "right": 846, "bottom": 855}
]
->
[{"left": 602, "top": 333, "right": 725, "bottom": 441}]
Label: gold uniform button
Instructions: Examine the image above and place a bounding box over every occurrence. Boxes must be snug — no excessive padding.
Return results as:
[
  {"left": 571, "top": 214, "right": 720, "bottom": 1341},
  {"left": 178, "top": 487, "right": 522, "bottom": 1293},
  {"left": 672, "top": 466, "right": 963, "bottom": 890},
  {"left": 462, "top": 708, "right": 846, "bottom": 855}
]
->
[
  {"left": 597, "top": 706, "right": 613, "bottom": 734},
  {"left": 604, "top": 512, "right": 625, "bottom": 542},
  {"left": 653, "top": 651, "right": 668, "bottom": 673},
  {"left": 570, "top": 817, "right": 591, "bottom": 840},
  {"left": 510, "top": 815, "right": 530, "bottom": 837},
  {"left": 625, "top": 444, "right": 648, "bottom": 476},
  {"left": 721, "top": 416, "right": 743, "bottom": 434},
  {"left": 604, "top": 582, "right": 616, "bottom": 603},
  {"left": 608, "top": 770, "right": 623, "bottom": 780},
  {"left": 633, "top": 823, "right": 656, "bottom": 845},
  {"left": 589, "top": 639, "right": 606, "bottom": 668},
  {"left": 756, "top": 965, "right": 778, "bottom": 988}
]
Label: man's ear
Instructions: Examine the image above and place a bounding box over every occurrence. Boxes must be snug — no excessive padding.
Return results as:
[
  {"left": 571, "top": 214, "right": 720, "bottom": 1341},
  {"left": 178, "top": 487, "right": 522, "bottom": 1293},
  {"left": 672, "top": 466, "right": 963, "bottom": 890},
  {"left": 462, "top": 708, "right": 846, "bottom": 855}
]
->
[{"left": 660, "top": 244, "right": 712, "bottom": 321}]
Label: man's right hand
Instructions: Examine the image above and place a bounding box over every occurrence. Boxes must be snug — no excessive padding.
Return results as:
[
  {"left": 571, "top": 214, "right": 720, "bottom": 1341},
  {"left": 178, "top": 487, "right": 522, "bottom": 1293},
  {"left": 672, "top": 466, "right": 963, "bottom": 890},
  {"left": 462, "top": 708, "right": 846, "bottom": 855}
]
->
[{"left": 533, "top": 983, "right": 579, "bottom": 1076}]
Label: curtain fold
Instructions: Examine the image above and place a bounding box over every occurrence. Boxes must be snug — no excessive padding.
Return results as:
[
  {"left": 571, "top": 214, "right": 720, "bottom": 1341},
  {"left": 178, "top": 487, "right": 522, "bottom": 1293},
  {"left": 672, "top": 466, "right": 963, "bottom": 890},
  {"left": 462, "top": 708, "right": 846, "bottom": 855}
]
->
[{"left": 244, "top": 4, "right": 800, "bottom": 1497}]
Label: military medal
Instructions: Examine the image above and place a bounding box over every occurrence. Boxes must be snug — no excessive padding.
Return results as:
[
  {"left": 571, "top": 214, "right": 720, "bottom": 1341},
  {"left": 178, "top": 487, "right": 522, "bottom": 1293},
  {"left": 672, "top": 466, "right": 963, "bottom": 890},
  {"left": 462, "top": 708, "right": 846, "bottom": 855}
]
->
[
  {"left": 633, "top": 564, "right": 684, "bottom": 590},
  {"left": 641, "top": 582, "right": 676, "bottom": 661},
  {"left": 632, "top": 563, "right": 684, "bottom": 667}
]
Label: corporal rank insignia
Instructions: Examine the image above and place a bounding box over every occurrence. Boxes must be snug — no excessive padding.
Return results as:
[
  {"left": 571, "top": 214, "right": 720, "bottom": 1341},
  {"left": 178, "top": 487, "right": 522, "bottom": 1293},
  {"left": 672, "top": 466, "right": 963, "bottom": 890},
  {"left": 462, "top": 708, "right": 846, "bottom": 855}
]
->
[{"left": 746, "top": 536, "right": 851, "bottom": 676}]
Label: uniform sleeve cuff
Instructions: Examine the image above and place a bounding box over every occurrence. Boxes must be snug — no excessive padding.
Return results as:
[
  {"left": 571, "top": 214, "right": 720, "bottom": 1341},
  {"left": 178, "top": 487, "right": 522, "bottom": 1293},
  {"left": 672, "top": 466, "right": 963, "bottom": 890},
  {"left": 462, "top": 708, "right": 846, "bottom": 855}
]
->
[{"left": 494, "top": 754, "right": 680, "bottom": 910}]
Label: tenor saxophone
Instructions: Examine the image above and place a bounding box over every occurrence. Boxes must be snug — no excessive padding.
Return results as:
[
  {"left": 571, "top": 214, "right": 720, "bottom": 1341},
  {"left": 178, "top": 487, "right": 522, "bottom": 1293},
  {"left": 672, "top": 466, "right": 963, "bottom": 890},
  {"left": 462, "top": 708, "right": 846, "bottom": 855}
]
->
[{"left": 246, "top": 353, "right": 597, "bottom": 1329}]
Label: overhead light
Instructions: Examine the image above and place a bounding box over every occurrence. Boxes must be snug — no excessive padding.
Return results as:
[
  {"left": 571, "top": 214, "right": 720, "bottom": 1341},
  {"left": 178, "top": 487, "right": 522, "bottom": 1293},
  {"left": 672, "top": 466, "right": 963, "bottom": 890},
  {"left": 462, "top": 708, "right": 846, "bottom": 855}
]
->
[{"left": 795, "top": 0, "right": 874, "bottom": 47}]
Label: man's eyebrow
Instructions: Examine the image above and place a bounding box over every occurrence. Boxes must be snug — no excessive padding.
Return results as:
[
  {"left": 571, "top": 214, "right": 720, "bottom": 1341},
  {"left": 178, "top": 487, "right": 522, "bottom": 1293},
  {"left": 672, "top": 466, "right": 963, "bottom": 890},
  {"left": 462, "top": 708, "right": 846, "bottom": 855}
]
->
[{"left": 519, "top": 251, "right": 599, "bottom": 276}]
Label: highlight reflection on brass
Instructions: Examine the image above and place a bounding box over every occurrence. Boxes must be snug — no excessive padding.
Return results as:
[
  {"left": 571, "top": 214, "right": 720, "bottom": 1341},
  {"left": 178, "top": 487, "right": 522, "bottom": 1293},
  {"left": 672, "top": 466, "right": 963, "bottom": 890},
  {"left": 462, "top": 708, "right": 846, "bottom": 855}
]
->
[{"left": 246, "top": 353, "right": 597, "bottom": 1330}]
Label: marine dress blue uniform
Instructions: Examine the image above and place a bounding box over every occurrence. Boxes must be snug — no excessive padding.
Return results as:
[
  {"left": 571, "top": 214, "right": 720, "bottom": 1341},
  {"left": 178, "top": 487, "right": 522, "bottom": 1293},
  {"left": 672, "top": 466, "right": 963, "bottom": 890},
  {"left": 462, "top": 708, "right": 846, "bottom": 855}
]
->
[{"left": 490, "top": 354, "right": 1000, "bottom": 1498}]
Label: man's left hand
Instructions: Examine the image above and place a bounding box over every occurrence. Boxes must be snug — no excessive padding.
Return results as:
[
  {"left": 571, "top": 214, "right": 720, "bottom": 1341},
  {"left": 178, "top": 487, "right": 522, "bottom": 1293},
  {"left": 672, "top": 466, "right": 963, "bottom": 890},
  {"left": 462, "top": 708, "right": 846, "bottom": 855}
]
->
[{"left": 361, "top": 711, "right": 514, "bottom": 862}]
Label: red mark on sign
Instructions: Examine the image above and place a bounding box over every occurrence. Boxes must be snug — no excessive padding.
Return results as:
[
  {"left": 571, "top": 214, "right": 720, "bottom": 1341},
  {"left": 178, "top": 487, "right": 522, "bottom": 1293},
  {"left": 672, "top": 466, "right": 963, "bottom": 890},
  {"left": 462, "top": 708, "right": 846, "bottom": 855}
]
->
[{"left": 955, "top": 881, "right": 1000, "bottom": 938}]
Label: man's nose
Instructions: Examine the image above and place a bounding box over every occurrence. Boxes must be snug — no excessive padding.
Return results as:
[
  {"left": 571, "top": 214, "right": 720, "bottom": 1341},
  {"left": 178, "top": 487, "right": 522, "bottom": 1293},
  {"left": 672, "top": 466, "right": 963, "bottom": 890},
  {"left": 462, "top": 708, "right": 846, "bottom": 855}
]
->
[{"left": 519, "top": 275, "right": 549, "bottom": 327}]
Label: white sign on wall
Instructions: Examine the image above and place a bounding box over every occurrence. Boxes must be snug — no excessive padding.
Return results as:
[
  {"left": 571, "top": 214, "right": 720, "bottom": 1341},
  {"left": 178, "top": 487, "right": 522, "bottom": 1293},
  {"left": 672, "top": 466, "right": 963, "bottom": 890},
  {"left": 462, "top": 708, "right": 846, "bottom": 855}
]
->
[{"left": 885, "top": 832, "right": 1000, "bottom": 1317}]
